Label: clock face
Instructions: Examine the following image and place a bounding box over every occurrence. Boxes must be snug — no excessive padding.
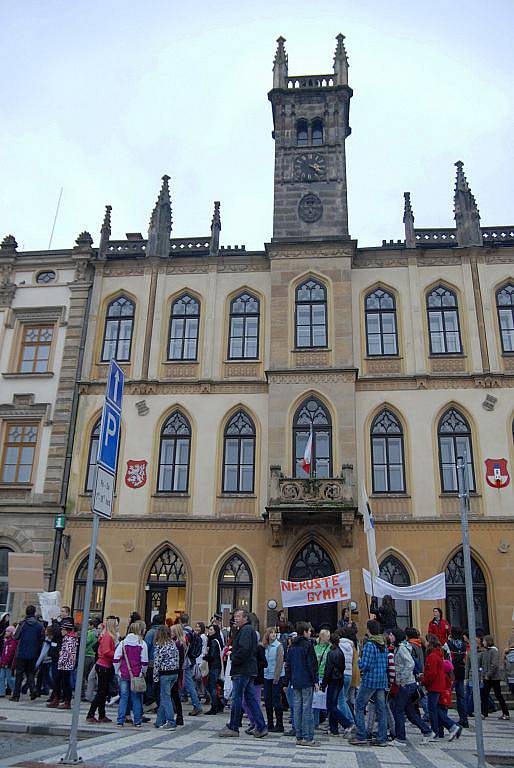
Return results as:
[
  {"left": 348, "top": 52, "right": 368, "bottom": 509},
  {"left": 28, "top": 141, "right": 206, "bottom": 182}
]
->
[{"left": 293, "top": 153, "right": 326, "bottom": 182}]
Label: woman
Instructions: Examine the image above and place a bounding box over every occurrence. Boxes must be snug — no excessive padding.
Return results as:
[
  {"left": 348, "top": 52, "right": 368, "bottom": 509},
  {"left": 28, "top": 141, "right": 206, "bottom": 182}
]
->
[
  {"left": 373, "top": 595, "right": 398, "bottom": 632},
  {"left": 114, "top": 620, "right": 148, "bottom": 728},
  {"left": 194, "top": 622, "right": 208, "bottom": 703},
  {"left": 337, "top": 628, "right": 355, "bottom": 727},
  {"left": 337, "top": 606, "right": 357, "bottom": 633},
  {"left": 321, "top": 633, "right": 353, "bottom": 736},
  {"left": 154, "top": 625, "right": 180, "bottom": 729},
  {"left": 169, "top": 624, "right": 185, "bottom": 725},
  {"left": 428, "top": 608, "right": 451, "bottom": 646},
  {"left": 481, "top": 635, "right": 510, "bottom": 720},
  {"left": 47, "top": 618, "right": 78, "bottom": 710},
  {"left": 263, "top": 627, "right": 285, "bottom": 732},
  {"left": 204, "top": 624, "right": 223, "bottom": 714},
  {"left": 422, "top": 636, "right": 461, "bottom": 740},
  {"left": 86, "top": 617, "right": 117, "bottom": 724},
  {"left": 0, "top": 624, "right": 16, "bottom": 697},
  {"left": 0, "top": 613, "right": 10, "bottom": 655},
  {"left": 314, "top": 629, "right": 331, "bottom": 729},
  {"left": 388, "top": 628, "right": 432, "bottom": 746}
]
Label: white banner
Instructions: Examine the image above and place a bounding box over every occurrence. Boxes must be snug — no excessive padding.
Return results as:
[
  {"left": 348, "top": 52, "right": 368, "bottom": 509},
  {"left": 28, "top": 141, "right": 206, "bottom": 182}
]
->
[
  {"left": 38, "top": 591, "right": 62, "bottom": 622},
  {"left": 280, "top": 571, "right": 351, "bottom": 608},
  {"left": 362, "top": 569, "right": 446, "bottom": 600}
]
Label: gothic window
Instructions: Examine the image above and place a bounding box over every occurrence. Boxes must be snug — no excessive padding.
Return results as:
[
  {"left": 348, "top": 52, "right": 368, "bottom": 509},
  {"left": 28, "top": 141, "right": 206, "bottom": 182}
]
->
[
  {"left": 426, "top": 286, "right": 462, "bottom": 354},
  {"left": 293, "top": 397, "right": 332, "bottom": 478},
  {"left": 228, "top": 292, "right": 260, "bottom": 360},
  {"left": 158, "top": 411, "right": 191, "bottom": 493},
  {"left": 148, "top": 548, "right": 186, "bottom": 584},
  {"left": 101, "top": 295, "right": 135, "bottom": 362},
  {"left": 0, "top": 547, "right": 13, "bottom": 613},
  {"left": 365, "top": 289, "right": 398, "bottom": 356},
  {"left": 295, "top": 279, "right": 328, "bottom": 348},
  {"left": 18, "top": 325, "right": 54, "bottom": 373},
  {"left": 496, "top": 283, "right": 514, "bottom": 353},
  {"left": 168, "top": 294, "right": 200, "bottom": 360},
  {"left": 296, "top": 119, "right": 308, "bottom": 146},
  {"left": 222, "top": 410, "right": 256, "bottom": 493},
  {"left": 371, "top": 409, "right": 405, "bottom": 493},
  {"left": 438, "top": 408, "right": 475, "bottom": 493},
  {"left": 445, "top": 550, "right": 489, "bottom": 633},
  {"left": 311, "top": 119, "right": 324, "bottom": 146},
  {"left": 379, "top": 556, "right": 412, "bottom": 629},
  {"left": 217, "top": 554, "right": 253, "bottom": 613},
  {"left": 72, "top": 554, "right": 107, "bottom": 622},
  {"left": 289, "top": 541, "right": 335, "bottom": 580},
  {"left": 85, "top": 419, "right": 101, "bottom": 492},
  {"left": 1, "top": 423, "right": 38, "bottom": 484}
]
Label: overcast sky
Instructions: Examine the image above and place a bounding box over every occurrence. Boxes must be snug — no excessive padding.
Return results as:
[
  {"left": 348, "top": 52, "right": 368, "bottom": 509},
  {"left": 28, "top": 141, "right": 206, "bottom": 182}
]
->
[{"left": 1, "top": 0, "right": 513, "bottom": 252}]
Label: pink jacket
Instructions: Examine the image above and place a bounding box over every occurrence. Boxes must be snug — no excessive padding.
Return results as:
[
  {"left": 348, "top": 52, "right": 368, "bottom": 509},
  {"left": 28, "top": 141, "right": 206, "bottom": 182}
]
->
[
  {"left": 0, "top": 637, "right": 17, "bottom": 668},
  {"left": 114, "top": 634, "right": 148, "bottom": 680}
]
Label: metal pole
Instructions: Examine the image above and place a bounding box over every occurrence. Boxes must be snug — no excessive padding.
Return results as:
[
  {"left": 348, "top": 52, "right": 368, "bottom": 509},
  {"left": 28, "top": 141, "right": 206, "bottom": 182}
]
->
[
  {"left": 49, "top": 528, "right": 63, "bottom": 591},
  {"left": 456, "top": 456, "right": 486, "bottom": 768},
  {"left": 61, "top": 512, "right": 100, "bottom": 764}
]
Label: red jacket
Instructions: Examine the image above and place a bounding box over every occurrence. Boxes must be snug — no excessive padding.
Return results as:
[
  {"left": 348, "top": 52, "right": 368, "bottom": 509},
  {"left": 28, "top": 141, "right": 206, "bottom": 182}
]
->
[
  {"left": 422, "top": 648, "right": 447, "bottom": 693},
  {"left": 427, "top": 618, "right": 451, "bottom": 645},
  {"left": 0, "top": 637, "right": 17, "bottom": 669}
]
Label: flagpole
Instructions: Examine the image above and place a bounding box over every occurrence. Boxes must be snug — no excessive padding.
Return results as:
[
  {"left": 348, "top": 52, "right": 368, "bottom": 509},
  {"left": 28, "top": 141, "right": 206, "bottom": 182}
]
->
[{"left": 309, "top": 424, "right": 313, "bottom": 479}]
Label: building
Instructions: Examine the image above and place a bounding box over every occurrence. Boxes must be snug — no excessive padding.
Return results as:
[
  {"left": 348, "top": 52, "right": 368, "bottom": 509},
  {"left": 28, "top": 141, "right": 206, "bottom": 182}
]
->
[{"left": 2, "top": 35, "right": 514, "bottom": 643}]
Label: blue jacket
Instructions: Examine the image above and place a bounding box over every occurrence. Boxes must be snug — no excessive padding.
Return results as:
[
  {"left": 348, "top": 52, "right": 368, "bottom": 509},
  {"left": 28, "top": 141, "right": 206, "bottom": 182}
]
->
[
  {"left": 358, "top": 637, "right": 388, "bottom": 689},
  {"left": 14, "top": 617, "right": 45, "bottom": 660},
  {"left": 286, "top": 636, "right": 318, "bottom": 689}
]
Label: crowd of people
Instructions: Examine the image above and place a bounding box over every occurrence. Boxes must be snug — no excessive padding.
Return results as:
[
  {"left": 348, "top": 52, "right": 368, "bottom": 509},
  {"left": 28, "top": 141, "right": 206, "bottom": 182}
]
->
[{"left": 0, "top": 601, "right": 513, "bottom": 749}]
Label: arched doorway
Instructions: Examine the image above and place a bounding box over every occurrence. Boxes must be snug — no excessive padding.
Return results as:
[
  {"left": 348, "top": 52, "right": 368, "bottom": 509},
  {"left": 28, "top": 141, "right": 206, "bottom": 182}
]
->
[
  {"left": 145, "top": 547, "right": 187, "bottom": 626},
  {"left": 72, "top": 554, "right": 107, "bottom": 624},
  {"left": 445, "top": 550, "right": 489, "bottom": 633},
  {"left": 287, "top": 541, "right": 338, "bottom": 631}
]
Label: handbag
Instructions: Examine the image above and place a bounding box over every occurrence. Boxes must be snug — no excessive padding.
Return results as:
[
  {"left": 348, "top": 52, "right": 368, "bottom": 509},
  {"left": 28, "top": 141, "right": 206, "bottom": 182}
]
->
[
  {"left": 122, "top": 642, "right": 147, "bottom": 694},
  {"left": 312, "top": 689, "right": 327, "bottom": 710}
]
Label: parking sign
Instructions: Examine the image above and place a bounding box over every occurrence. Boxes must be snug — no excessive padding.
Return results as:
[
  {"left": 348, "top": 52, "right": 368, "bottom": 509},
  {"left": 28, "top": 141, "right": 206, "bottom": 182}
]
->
[{"left": 92, "top": 360, "right": 124, "bottom": 519}]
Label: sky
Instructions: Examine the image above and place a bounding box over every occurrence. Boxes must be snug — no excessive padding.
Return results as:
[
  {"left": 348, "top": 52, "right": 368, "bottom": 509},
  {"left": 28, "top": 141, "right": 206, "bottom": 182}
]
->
[{"left": 1, "top": 0, "right": 513, "bottom": 252}]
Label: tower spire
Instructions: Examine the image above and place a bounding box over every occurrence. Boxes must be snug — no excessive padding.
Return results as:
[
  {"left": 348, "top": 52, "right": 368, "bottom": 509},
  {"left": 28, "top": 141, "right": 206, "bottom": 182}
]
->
[
  {"left": 98, "top": 205, "right": 112, "bottom": 258},
  {"left": 403, "top": 192, "right": 416, "bottom": 248},
  {"left": 210, "top": 201, "right": 221, "bottom": 256},
  {"left": 147, "top": 175, "right": 172, "bottom": 258},
  {"left": 333, "top": 33, "right": 349, "bottom": 85},
  {"left": 453, "top": 161, "right": 482, "bottom": 247},
  {"left": 272, "top": 36, "right": 288, "bottom": 89}
]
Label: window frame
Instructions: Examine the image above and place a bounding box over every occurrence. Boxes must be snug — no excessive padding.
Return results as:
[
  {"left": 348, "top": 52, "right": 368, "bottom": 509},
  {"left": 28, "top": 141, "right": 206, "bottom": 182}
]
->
[
  {"left": 227, "top": 292, "right": 260, "bottom": 361},
  {"left": 311, "top": 118, "right": 324, "bottom": 146},
  {"left": 0, "top": 546, "right": 14, "bottom": 614},
  {"left": 84, "top": 418, "right": 101, "bottom": 493},
  {"left": 72, "top": 554, "right": 107, "bottom": 622},
  {"left": 296, "top": 119, "right": 309, "bottom": 147},
  {"left": 101, "top": 295, "right": 135, "bottom": 363},
  {"left": 222, "top": 410, "right": 256, "bottom": 494},
  {"left": 437, "top": 408, "right": 476, "bottom": 493},
  {"left": 365, "top": 288, "right": 399, "bottom": 357},
  {"left": 370, "top": 409, "right": 406, "bottom": 494},
  {"left": 426, "top": 285, "right": 463, "bottom": 355},
  {"left": 217, "top": 554, "right": 253, "bottom": 614},
  {"left": 292, "top": 397, "right": 333, "bottom": 478},
  {"left": 496, "top": 283, "right": 514, "bottom": 354},
  {"left": 294, "top": 279, "right": 328, "bottom": 349},
  {"left": 0, "top": 421, "right": 39, "bottom": 485},
  {"left": 157, "top": 411, "right": 192, "bottom": 494},
  {"left": 167, "top": 293, "right": 200, "bottom": 361},
  {"left": 17, "top": 323, "right": 55, "bottom": 374}
]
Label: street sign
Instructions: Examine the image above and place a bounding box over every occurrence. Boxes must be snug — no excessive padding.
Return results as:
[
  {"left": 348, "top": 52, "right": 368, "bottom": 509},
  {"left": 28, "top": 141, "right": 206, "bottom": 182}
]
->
[
  {"left": 98, "top": 402, "right": 121, "bottom": 473},
  {"left": 92, "top": 465, "right": 115, "bottom": 519},
  {"left": 106, "top": 359, "right": 124, "bottom": 411}
]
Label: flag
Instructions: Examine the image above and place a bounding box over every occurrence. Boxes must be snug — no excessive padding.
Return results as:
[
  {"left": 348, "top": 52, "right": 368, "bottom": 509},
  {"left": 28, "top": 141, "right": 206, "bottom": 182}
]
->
[
  {"left": 361, "top": 484, "right": 380, "bottom": 579},
  {"left": 300, "top": 427, "right": 313, "bottom": 475}
]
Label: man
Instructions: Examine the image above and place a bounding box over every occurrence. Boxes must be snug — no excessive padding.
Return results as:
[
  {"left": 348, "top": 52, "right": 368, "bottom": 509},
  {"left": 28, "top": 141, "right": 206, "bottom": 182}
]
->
[
  {"left": 11, "top": 605, "right": 44, "bottom": 701},
  {"left": 285, "top": 622, "right": 319, "bottom": 747},
  {"left": 179, "top": 613, "right": 203, "bottom": 715},
  {"left": 350, "top": 619, "right": 388, "bottom": 747},
  {"left": 447, "top": 626, "right": 469, "bottom": 727},
  {"left": 218, "top": 609, "right": 267, "bottom": 738}
]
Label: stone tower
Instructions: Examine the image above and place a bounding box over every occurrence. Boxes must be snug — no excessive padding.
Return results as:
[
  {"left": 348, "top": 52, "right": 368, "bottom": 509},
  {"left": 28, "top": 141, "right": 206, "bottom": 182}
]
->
[{"left": 268, "top": 35, "right": 353, "bottom": 241}]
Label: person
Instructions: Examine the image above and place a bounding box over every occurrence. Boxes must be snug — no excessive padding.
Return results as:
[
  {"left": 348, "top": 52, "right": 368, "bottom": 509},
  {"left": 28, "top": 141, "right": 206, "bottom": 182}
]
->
[
  {"left": 504, "top": 639, "right": 514, "bottom": 699},
  {"left": 372, "top": 595, "right": 398, "bottom": 632},
  {"left": 321, "top": 632, "right": 353, "bottom": 736},
  {"left": 169, "top": 624, "right": 185, "bottom": 725},
  {"left": 338, "top": 606, "right": 358, "bottom": 633},
  {"left": 337, "top": 628, "right": 356, "bottom": 728},
  {"left": 242, "top": 636, "right": 267, "bottom": 733},
  {"left": 82, "top": 619, "right": 97, "bottom": 701},
  {"left": 153, "top": 625, "right": 180, "bottom": 729},
  {"left": 179, "top": 613, "right": 203, "bottom": 715},
  {"left": 34, "top": 625, "right": 54, "bottom": 697},
  {"left": 11, "top": 605, "right": 44, "bottom": 701},
  {"left": 0, "top": 625, "right": 17, "bottom": 697},
  {"left": 86, "top": 617, "right": 117, "bottom": 723},
  {"left": 47, "top": 617, "right": 78, "bottom": 709},
  {"left": 447, "top": 626, "right": 468, "bottom": 727},
  {"left": 144, "top": 614, "right": 163, "bottom": 708},
  {"left": 262, "top": 627, "right": 285, "bottom": 732},
  {"left": 204, "top": 623, "right": 224, "bottom": 714},
  {"left": 350, "top": 619, "right": 388, "bottom": 747},
  {"left": 313, "top": 628, "right": 330, "bottom": 729},
  {"left": 422, "top": 635, "right": 462, "bottom": 740},
  {"left": 428, "top": 608, "right": 451, "bottom": 646},
  {"left": 388, "top": 628, "right": 433, "bottom": 746},
  {"left": 0, "top": 612, "right": 10, "bottom": 654},
  {"left": 194, "top": 621, "right": 208, "bottom": 703},
  {"left": 114, "top": 620, "right": 148, "bottom": 727},
  {"left": 481, "top": 635, "right": 510, "bottom": 720},
  {"left": 217, "top": 608, "right": 267, "bottom": 738},
  {"left": 285, "top": 621, "right": 319, "bottom": 747}
]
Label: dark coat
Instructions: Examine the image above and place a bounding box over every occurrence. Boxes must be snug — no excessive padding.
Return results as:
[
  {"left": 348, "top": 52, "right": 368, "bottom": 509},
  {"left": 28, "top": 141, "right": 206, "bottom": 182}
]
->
[
  {"left": 230, "top": 621, "right": 258, "bottom": 678},
  {"left": 286, "top": 636, "right": 318, "bottom": 689},
  {"left": 321, "top": 646, "right": 346, "bottom": 690},
  {"left": 14, "top": 617, "right": 44, "bottom": 660},
  {"left": 254, "top": 644, "right": 268, "bottom": 685},
  {"left": 205, "top": 634, "right": 223, "bottom": 670}
]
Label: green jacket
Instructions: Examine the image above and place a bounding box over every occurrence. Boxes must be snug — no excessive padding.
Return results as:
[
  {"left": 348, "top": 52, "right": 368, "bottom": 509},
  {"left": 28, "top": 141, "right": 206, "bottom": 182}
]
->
[
  {"left": 85, "top": 628, "right": 97, "bottom": 658},
  {"left": 315, "top": 642, "right": 330, "bottom": 680}
]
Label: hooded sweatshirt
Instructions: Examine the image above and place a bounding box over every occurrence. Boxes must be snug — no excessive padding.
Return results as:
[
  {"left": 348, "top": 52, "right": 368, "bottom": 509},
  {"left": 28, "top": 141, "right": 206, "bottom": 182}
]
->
[
  {"left": 286, "top": 635, "right": 318, "bottom": 688},
  {"left": 338, "top": 637, "right": 354, "bottom": 674},
  {"left": 394, "top": 640, "right": 416, "bottom": 686},
  {"left": 358, "top": 635, "right": 388, "bottom": 689},
  {"left": 114, "top": 633, "right": 148, "bottom": 680},
  {"left": 14, "top": 616, "right": 44, "bottom": 660}
]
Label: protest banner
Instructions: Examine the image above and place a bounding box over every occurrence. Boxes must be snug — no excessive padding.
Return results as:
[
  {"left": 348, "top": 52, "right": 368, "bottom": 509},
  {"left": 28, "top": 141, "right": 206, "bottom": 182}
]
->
[
  {"left": 362, "top": 568, "right": 446, "bottom": 600},
  {"left": 280, "top": 570, "right": 351, "bottom": 608}
]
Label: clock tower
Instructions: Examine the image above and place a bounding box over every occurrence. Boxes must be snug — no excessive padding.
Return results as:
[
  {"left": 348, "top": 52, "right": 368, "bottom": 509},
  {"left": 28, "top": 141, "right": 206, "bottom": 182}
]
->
[{"left": 268, "top": 35, "right": 353, "bottom": 241}]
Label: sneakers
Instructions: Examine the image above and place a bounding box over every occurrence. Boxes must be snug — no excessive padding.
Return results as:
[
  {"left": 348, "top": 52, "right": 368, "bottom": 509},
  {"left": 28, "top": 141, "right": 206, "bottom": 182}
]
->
[
  {"left": 449, "top": 725, "right": 462, "bottom": 741},
  {"left": 218, "top": 726, "right": 239, "bottom": 737},
  {"left": 499, "top": 714, "right": 511, "bottom": 721},
  {"left": 98, "top": 717, "right": 112, "bottom": 723},
  {"left": 343, "top": 726, "right": 355, "bottom": 738},
  {"left": 349, "top": 738, "right": 369, "bottom": 746},
  {"left": 299, "top": 739, "right": 320, "bottom": 747},
  {"left": 58, "top": 702, "right": 71, "bottom": 710},
  {"left": 86, "top": 716, "right": 98, "bottom": 724},
  {"left": 244, "top": 726, "right": 255, "bottom": 735},
  {"left": 392, "top": 739, "right": 408, "bottom": 747},
  {"left": 284, "top": 729, "right": 296, "bottom": 736},
  {"left": 189, "top": 707, "right": 203, "bottom": 716},
  {"left": 252, "top": 728, "right": 268, "bottom": 738},
  {"left": 371, "top": 739, "right": 388, "bottom": 747},
  {"left": 158, "top": 722, "right": 176, "bottom": 730},
  {"left": 422, "top": 732, "right": 437, "bottom": 744}
]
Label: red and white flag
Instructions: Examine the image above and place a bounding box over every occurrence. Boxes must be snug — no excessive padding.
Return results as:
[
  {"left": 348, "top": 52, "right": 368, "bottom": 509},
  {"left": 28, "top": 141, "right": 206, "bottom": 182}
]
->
[{"left": 300, "top": 428, "right": 313, "bottom": 474}]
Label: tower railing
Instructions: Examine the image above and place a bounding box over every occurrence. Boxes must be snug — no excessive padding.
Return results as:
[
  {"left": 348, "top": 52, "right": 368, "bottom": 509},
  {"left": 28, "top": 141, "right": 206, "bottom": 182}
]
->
[{"left": 287, "top": 74, "right": 335, "bottom": 89}]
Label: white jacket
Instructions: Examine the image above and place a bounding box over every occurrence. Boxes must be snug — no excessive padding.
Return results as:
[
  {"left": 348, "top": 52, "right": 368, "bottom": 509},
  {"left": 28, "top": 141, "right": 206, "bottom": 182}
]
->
[{"left": 338, "top": 637, "right": 353, "bottom": 673}]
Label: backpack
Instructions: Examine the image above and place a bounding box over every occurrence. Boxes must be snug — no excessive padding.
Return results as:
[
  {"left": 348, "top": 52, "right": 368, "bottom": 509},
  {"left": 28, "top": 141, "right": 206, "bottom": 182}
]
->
[
  {"left": 186, "top": 630, "right": 203, "bottom": 663},
  {"left": 409, "top": 644, "right": 423, "bottom": 676}
]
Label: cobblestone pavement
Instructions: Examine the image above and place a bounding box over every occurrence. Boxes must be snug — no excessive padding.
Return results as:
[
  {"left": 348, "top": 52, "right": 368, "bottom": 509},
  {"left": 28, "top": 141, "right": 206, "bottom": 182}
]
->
[{"left": 0, "top": 699, "right": 513, "bottom": 768}]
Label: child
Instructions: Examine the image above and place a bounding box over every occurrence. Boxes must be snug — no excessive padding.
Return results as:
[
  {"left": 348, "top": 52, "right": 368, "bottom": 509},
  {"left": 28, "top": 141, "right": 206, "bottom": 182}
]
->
[
  {"left": 47, "top": 618, "right": 78, "bottom": 709},
  {"left": 0, "top": 626, "right": 17, "bottom": 697},
  {"left": 35, "top": 626, "right": 54, "bottom": 697}
]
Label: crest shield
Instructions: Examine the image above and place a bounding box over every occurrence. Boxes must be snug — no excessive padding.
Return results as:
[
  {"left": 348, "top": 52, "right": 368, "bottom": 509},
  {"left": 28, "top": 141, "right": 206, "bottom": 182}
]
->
[
  {"left": 125, "top": 459, "right": 148, "bottom": 489},
  {"left": 484, "top": 458, "right": 510, "bottom": 488}
]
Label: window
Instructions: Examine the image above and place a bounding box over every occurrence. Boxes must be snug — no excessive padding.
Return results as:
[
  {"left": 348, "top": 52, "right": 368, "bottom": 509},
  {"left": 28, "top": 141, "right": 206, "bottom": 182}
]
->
[
  {"left": 371, "top": 409, "right": 405, "bottom": 493},
  {"left": 228, "top": 292, "right": 260, "bottom": 360},
  {"left": 168, "top": 294, "right": 200, "bottom": 360},
  {"left": 145, "top": 547, "right": 187, "bottom": 626},
  {"left": 496, "top": 283, "right": 514, "bottom": 353},
  {"left": 0, "top": 547, "right": 13, "bottom": 613},
  {"left": 72, "top": 555, "right": 107, "bottom": 622},
  {"left": 438, "top": 408, "right": 475, "bottom": 492},
  {"left": 311, "top": 119, "right": 324, "bottom": 145},
  {"left": 217, "top": 554, "right": 253, "bottom": 613},
  {"left": 157, "top": 411, "right": 191, "bottom": 493},
  {"left": 295, "top": 279, "right": 328, "bottom": 348},
  {"left": 101, "top": 296, "right": 135, "bottom": 362},
  {"left": 296, "top": 120, "right": 308, "bottom": 146},
  {"left": 36, "top": 270, "right": 56, "bottom": 284},
  {"left": 85, "top": 419, "right": 101, "bottom": 492},
  {"left": 379, "top": 556, "right": 412, "bottom": 629},
  {"left": 293, "top": 397, "right": 332, "bottom": 478},
  {"left": 426, "top": 286, "right": 462, "bottom": 354},
  {"left": 446, "top": 550, "right": 489, "bottom": 633},
  {"left": 18, "top": 325, "right": 53, "bottom": 373},
  {"left": 1, "top": 423, "right": 38, "bottom": 484},
  {"left": 365, "top": 289, "right": 398, "bottom": 356},
  {"left": 223, "top": 410, "right": 256, "bottom": 493}
]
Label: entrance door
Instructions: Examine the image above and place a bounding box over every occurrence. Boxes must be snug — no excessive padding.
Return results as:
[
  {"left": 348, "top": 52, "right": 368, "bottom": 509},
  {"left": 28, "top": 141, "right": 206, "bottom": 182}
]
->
[
  {"left": 144, "top": 547, "right": 187, "bottom": 626},
  {"left": 287, "top": 542, "right": 338, "bottom": 632},
  {"left": 445, "top": 550, "right": 489, "bottom": 633}
]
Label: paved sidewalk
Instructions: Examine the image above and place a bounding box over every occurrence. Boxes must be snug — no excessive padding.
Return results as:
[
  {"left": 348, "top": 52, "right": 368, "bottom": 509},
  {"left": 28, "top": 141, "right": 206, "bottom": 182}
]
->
[{"left": 0, "top": 698, "right": 513, "bottom": 768}]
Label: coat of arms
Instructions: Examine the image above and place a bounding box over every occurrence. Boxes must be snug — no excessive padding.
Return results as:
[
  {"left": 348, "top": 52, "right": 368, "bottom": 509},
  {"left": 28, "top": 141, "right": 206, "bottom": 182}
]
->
[
  {"left": 125, "top": 459, "right": 148, "bottom": 489},
  {"left": 484, "top": 458, "right": 510, "bottom": 489}
]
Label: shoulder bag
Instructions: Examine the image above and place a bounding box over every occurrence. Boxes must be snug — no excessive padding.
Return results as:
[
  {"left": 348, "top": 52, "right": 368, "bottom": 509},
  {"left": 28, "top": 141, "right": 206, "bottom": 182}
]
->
[{"left": 122, "top": 642, "right": 147, "bottom": 694}]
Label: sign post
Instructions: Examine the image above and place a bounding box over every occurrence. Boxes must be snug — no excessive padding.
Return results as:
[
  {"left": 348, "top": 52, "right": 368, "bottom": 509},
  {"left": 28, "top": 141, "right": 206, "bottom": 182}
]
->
[{"left": 61, "top": 360, "right": 124, "bottom": 764}]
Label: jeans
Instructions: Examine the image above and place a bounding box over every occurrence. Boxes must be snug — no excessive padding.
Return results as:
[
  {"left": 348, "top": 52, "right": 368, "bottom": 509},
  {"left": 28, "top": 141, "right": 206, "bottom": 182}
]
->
[
  {"left": 171, "top": 679, "right": 183, "bottom": 722},
  {"left": 13, "top": 658, "right": 36, "bottom": 698},
  {"left": 207, "top": 666, "right": 222, "bottom": 711},
  {"left": 326, "top": 681, "right": 352, "bottom": 733},
  {"left": 454, "top": 678, "right": 468, "bottom": 724},
  {"left": 427, "top": 690, "right": 457, "bottom": 735},
  {"left": 286, "top": 684, "right": 295, "bottom": 730},
  {"left": 118, "top": 678, "right": 143, "bottom": 725},
  {"left": 293, "top": 686, "right": 314, "bottom": 742},
  {"left": 481, "top": 679, "right": 509, "bottom": 717},
  {"left": 337, "top": 674, "right": 355, "bottom": 725},
  {"left": 88, "top": 664, "right": 112, "bottom": 720},
  {"left": 392, "top": 683, "right": 431, "bottom": 740},
  {"left": 0, "top": 666, "right": 15, "bottom": 695},
  {"left": 228, "top": 675, "right": 266, "bottom": 733},
  {"left": 182, "top": 663, "right": 201, "bottom": 710},
  {"left": 263, "top": 677, "right": 284, "bottom": 728},
  {"left": 156, "top": 673, "right": 178, "bottom": 727},
  {"left": 243, "top": 684, "right": 262, "bottom": 727},
  {"left": 356, "top": 686, "right": 387, "bottom": 743}
]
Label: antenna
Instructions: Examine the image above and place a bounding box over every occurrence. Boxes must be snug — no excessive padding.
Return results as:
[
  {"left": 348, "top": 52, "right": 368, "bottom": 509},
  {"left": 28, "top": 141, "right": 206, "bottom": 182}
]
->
[{"left": 48, "top": 187, "right": 63, "bottom": 249}]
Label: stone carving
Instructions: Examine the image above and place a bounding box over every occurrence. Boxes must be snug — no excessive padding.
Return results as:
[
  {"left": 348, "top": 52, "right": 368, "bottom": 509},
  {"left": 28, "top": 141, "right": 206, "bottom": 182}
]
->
[
  {"left": 298, "top": 194, "right": 323, "bottom": 223},
  {"left": 497, "top": 540, "right": 510, "bottom": 554},
  {"left": 278, "top": 477, "right": 349, "bottom": 503},
  {"left": 268, "top": 371, "right": 355, "bottom": 384},
  {"left": 123, "top": 539, "right": 135, "bottom": 552}
]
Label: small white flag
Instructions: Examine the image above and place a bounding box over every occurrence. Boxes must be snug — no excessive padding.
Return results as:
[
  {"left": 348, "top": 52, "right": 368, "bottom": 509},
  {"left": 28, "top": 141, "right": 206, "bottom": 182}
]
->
[{"left": 361, "top": 484, "right": 380, "bottom": 578}]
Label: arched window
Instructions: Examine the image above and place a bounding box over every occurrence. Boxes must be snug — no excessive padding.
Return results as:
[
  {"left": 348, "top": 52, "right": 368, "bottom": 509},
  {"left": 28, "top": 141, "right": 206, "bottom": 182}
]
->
[
  {"left": 311, "top": 119, "right": 324, "bottom": 146},
  {"left": 228, "top": 292, "right": 260, "bottom": 360},
  {"left": 293, "top": 397, "right": 332, "bottom": 478},
  {"left": 85, "top": 419, "right": 101, "bottom": 492},
  {"left": 496, "top": 283, "right": 514, "bottom": 353},
  {"left": 371, "top": 409, "right": 405, "bottom": 493},
  {"left": 379, "top": 555, "right": 412, "bottom": 629},
  {"left": 296, "top": 119, "right": 308, "bottom": 146},
  {"left": 438, "top": 408, "right": 475, "bottom": 492},
  {"left": 365, "top": 288, "right": 398, "bottom": 356},
  {"left": 288, "top": 542, "right": 337, "bottom": 630},
  {"left": 158, "top": 411, "right": 191, "bottom": 492},
  {"left": 446, "top": 550, "right": 489, "bottom": 633},
  {"left": 295, "top": 279, "right": 328, "bottom": 348},
  {"left": 0, "top": 546, "right": 13, "bottom": 613},
  {"left": 217, "top": 554, "right": 253, "bottom": 613},
  {"left": 222, "top": 410, "right": 256, "bottom": 493},
  {"left": 168, "top": 294, "right": 200, "bottom": 360},
  {"left": 145, "top": 547, "right": 187, "bottom": 625},
  {"left": 101, "top": 295, "right": 135, "bottom": 362},
  {"left": 426, "top": 286, "right": 462, "bottom": 354},
  {"left": 72, "top": 554, "right": 107, "bottom": 622}
]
